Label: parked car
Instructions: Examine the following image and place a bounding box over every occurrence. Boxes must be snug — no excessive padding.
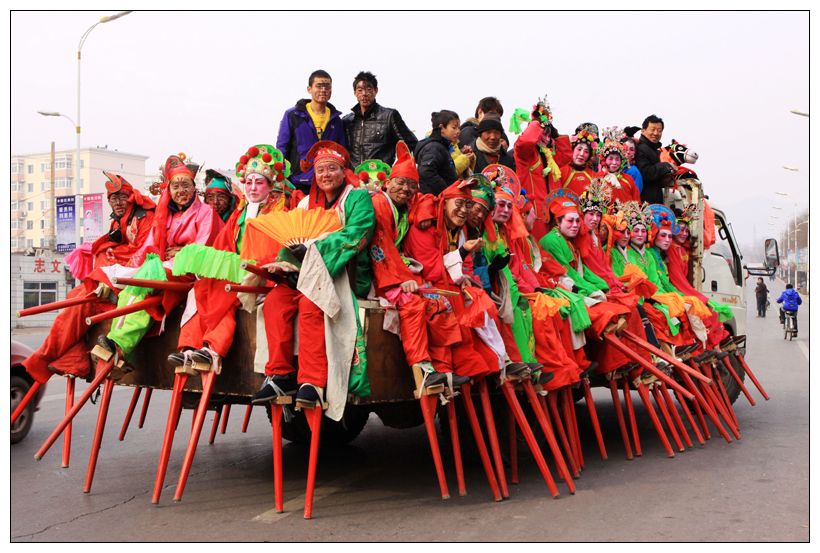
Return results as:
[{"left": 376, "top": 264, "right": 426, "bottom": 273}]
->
[{"left": 11, "top": 340, "right": 46, "bottom": 444}]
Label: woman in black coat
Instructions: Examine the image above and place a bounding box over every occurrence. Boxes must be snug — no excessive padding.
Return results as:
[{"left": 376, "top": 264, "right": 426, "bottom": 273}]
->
[{"left": 754, "top": 277, "right": 769, "bottom": 317}]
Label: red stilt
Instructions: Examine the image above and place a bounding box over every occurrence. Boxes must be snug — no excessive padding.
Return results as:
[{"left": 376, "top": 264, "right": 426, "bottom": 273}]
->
[
  {"left": 609, "top": 378, "right": 633, "bottom": 459},
  {"left": 562, "top": 387, "right": 583, "bottom": 469},
  {"left": 547, "top": 390, "right": 579, "bottom": 477},
  {"left": 522, "top": 382, "right": 575, "bottom": 493},
  {"left": 674, "top": 389, "right": 705, "bottom": 445},
  {"left": 34, "top": 359, "right": 114, "bottom": 461},
  {"left": 692, "top": 363, "right": 740, "bottom": 439},
  {"left": 708, "top": 362, "right": 739, "bottom": 429},
  {"left": 241, "top": 404, "right": 252, "bottom": 433},
  {"left": 604, "top": 334, "right": 695, "bottom": 401},
  {"left": 651, "top": 384, "right": 684, "bottom": 452},
  {"left": 62, "top": 377, "right": 75, "bottom": 468},
  {"left": 499, "top": 382, "right": 559, "bottom": 498},
  {"left": 271, "top": 404, "right": 285, "bottom": 512},
  {"left": 138, "top": 388, "right": 152, "bottom": 428},
  {"left": 460, "top": 383, "right": 502, "bottom": 501},
  {"left": 174, "top": 371, "right": 217, "bottom": 502},
  {"left": 85, "top": 295, "right": 162, "bottom": 326},
  {"left": 636, "top": 383, "right": 675, "bottom": 457},
  {"left": 17, "top": 292, "right": 99, "bottom": 317},
  {"left": 419, "top": 394, "right": 450, "bottom": 499},
  {"left": 302, "top": 406, "right": 323, "bottom": 520},
  {"left": 581, "top": 378, "right": 607, "bottom": 460},
  {"left": 508, "top": 407, "right": 519, "bottom": 485},
  {"left": 477, "top": 378, "right": 509, "bottom": 499},
  {"left": 721, "top": 357, "right": 756, "bottom": 406},
  {"left": 661, "top": 384, "right": 693, "bottom": 448},
  {"left": 677, "top": 369, "right": 730, "bottom": 443},
  {"left": 734, "top": 354, "right": 769, "bottom": 400},
  {"left": 12, "top": 380, "right": 43, "bottom": 426},
  {"left": 83, "top": 377, "right": 115, "bottom": 493},
  {"left": 208, "top": 406, "right": 221, "bottom": 444},
  {"left": 446, "top": 401, "right": 466, "bottom": 497},
  {"left": 622, "top": 378, "right": 641, "bottom": 456},
  {"left": 152, "top": 374, "right": 188, "bottom": 504},
  {"left": 111, "top": 277, "right": 192, "bottom": 292},
  {"left": 220, "top": 404, "right": 231, "bottom": 434},
  {"left": 119, "top": 387, "right": 142, "bottom": 441},
  {"left": 621, "top": 329, "right": 711, "bottom": 384}
]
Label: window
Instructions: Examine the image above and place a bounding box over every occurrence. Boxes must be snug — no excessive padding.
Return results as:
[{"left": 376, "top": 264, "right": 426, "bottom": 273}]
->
[
  {"left": 23, "top": 281, "right": 58, "bottom": 309},
  {"left": 41, "top": 200, "right": 49, "bottom": 210},
  {"left": 27, "top": 202, "right": 33, "bottom": 211},
  {"left": 40, "top": 220, "right": 45, "bottom": 229},
  {"left": 41, "top": 162, "right": 51, "bottom": 172},
  {"left": 55, "top": 157, "right": 72, "bottom": 169},
  {"left": 41, "top": 182, "right": 48, "bottom": 192},
  {"left": 26, "top": 221, "right": 33, "bottom": 230},
  {"left": 27, "top": 165, "right": 33, "bottom": 174},
  {"left": 26, "top": 239, "right": 33, "bottom": 248},
  {"left": 11, "top": 200, "right": 19, "bottom": 210},
  {"left": 11, "top": 220, "right": 19, "bottom": 229},
  {"left": 10, "top": 238, "right": 18, "bottom": 249},
  {"left": 27, "top": 183, "right": 34, "bottom": 193},
  {"left": 80, "top": 160, "right": 84, "bottom": 169},
  {"left": 40, "top": 238, "right": 49, "bottom": 248},
  {"left": 11, "top": 161, "right": 23, "bottom": 173},
  {"left": 56, "top": 177, "right": 72, "bottom": 189},
  {"left": 11, "top": 182, "right": 20, "bottom": 192}
]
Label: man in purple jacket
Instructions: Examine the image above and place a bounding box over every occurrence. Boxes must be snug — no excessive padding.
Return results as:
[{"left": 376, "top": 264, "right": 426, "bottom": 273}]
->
[{"left": 276, "top": 69, "right": 347, "bottom": 193}]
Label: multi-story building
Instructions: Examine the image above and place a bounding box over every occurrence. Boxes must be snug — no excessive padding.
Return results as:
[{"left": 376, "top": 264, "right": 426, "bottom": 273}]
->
[{"left": 11, "top": 147, "right": 149, "bottom": 253}]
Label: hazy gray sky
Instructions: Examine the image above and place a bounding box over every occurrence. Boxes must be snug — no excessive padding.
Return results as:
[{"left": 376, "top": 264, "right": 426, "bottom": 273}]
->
[{"left": 10, "top": 10, "right": 809, "bottom": 254}]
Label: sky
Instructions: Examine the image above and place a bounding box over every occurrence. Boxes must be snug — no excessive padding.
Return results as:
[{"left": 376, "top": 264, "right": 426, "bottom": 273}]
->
[{"left": 9, "top": 10, "right": 810, "bottom": 256}]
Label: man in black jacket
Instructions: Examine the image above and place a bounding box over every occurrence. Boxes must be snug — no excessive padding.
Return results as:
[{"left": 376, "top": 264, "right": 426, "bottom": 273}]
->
[
  {"left": 343, "top": 71, "right": 418, "bottom": 168},
  {"left": 470, "top": 116, "right": 515, "bottom": 172},
  {"left": 635, "top": 114, "right": 676, "bottom": 204}
]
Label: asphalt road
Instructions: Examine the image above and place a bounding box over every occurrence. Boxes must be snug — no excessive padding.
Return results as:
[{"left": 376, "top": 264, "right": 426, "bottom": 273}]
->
[{"left": 10, "top": 280, "right": 809, "bottom": 542}]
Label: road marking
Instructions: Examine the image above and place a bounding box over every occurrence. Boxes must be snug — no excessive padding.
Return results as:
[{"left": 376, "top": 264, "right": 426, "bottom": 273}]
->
[{"left": 797, "top": 340, "right": 809, "bottom": 361}]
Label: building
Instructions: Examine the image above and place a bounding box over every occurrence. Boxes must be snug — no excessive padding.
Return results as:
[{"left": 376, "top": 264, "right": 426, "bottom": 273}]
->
[
  {"left": 11, "top": 251, "right": 71, "bottom": 328},
  {"left": 11, "top": 147, "right": 149, "bottom": 253}
]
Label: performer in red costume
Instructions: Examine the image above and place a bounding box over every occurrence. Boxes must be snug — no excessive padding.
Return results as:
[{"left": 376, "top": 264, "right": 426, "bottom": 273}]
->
[
  {"left": 22, "top": 173, "right": 156, "bottom": 383},
  {"left": 561, "top": 128, "right": 599, "bottom": 197},
  {"left": 598, "top": 127, "right": 640, "bottom": 204}
]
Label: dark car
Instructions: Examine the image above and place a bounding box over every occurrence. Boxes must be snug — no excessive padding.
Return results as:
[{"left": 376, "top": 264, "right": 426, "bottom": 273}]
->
[{"left": 11, "top": 340, "right": 47, "bottom": 444}]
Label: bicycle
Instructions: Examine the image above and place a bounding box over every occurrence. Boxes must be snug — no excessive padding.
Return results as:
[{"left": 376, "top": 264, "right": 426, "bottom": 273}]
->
[{"left": 783, "top": 310, "right": 798, "bottom": 340}]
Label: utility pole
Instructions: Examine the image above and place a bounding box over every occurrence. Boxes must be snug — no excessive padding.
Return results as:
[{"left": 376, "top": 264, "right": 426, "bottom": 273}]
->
[{"left": 50, "top": 141, "right": 56, "bottom": 250}]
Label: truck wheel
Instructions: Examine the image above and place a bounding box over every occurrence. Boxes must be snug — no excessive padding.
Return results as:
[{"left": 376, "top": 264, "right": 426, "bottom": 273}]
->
[
  {"left": 11, "top": 375, "right": 35, "bottom": 444},
  {"left": 266, "top": 403, "right": 370, "bottom": 447},
  {"left": 719, "top": 355, "right": 745, "bottom": 405}
]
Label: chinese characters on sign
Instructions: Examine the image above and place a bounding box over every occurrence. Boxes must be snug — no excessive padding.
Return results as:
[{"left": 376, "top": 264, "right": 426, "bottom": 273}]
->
[{"left": 55, "top": 196, "right": 76, "bottom": 253}]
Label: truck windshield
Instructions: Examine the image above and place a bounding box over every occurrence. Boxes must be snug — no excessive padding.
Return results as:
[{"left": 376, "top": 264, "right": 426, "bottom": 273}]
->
[{"left": 711, "top": 215, "right": 742, "bottom": 286}]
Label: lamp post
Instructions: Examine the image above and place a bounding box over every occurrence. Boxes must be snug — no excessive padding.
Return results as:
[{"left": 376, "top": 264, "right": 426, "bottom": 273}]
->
[{"left": 38, "top": 11, "right": 131, "bottom": 252}]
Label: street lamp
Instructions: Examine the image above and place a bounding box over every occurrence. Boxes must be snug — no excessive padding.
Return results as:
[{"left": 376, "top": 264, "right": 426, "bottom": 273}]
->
[
  {"left": 790, "top": 109, "right": 809, "bottom": 117},
  {"left": 38, "top": 11, "right": 131, "bottom": 252}
]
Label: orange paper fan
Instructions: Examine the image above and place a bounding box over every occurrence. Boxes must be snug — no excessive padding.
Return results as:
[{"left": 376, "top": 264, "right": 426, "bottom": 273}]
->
[{"left": 242, "top": 207, "right": 342, "bottom": 263}]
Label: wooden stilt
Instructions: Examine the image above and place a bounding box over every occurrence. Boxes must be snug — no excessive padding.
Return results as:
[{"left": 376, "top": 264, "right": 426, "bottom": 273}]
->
[
  {"left": 174, "top": 371, "right": 217, "bottom": 502},
  {"left": 241, "top": 404, "right": 252, "bottom": 433},
  {"left": 34, "top": 359, "right": 113, "bottom": 461},
  {"left": 83, "top": 377, "right": 115, "bottom": 493},
  {"left": 138, "top": 388, "right": 152, "bottom": 428},
  {"left": 660, "top": 383, "right": 693, "bottom": 448},
  {"left": 651, "top": 384, "right": 684, "bottom": 452},
  {"left": 547, "top": 390, "right": 579, "bottom": 477},
  {"left": 499, "top": 382, "right": 559, "bottom": 498},
  {"left": 61, "top": 377, "right": 75, "bottom": 468},
  {"left": 692, "top": 363, "right": 740, "bottom": 439},
  {"left": 721, "top": 357, "right": 756, "bottom": 406},
  {"left": 220, "top": 404, "right": 231, "bottom": 434},
  {"left": 460, "top": 383, "right": 502, "bottom": 501},
  {"left": 208, "top": 406, "right": 221, "bottom": 445},
  {"left": 302, "top": 406, "right": 323, "bottom": 520},
  {"left": 676, "top": 369, "right": 731, "bottom": 443},
  {"left": 271, "top": 402, "right": 286, "bottom": 512},
  {"left": 12, "top": 380, "right": 43, "bottom": 426},
  {"left": 419, "top": 393, "right": 450, "bottom": 500},
  {"left": 622, "top": 378, "right": 641, "bottom": 457},
  {"left": 581, "top": 378, "right": 607, "bottom": 460},
  {"left": 152, "top": 374, "right": 188, "bottom": 504},
  {"left": 521, "top": 381, "right": 575, "bottom": 493},
  {"left": 562, "top": 387, "right": 584, "bottom": 469},
  {"left": 508, "top": 409, "right": 518, "bottom": 485},
  {"left": 609, "top": 377, "right": 633, "bottom": 459},
  {"left": 674, "top": 390, "right": 705, "bottom": 445},
  {"left": 119, "top": 387, "right": 142, "bottom": 441},
  {"left": 446, "top": 401, "right": 466, "bottom": 497},
  {"left": 635, "top": 383, "right": 675, "bottom": 457},
  {"left": 734, "top": 353, "right": 769, "bottom": 400},
  {"left": 604, "top": 334, "right": 695, "bottom": 400},
  {"left": 708, "top": 362, "right": 739, "bottom": 429},
  {"left": 477, "top": 378, "right": 509, "bottom": 499}
]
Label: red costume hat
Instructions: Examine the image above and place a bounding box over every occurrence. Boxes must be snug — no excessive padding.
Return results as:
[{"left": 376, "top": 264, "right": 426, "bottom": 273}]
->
[
  {"left": 151, "top": 152, "right": 197, "bottom": 260},
  {"left": 301, "top": 140, "right": 350, "bottom": 172},
  {"left": 547, "top": 188, "right": 580, "bottom": 220},
  {"left": 103, "top": 170, "right": 155, "bottom": 211},
  {"left": 389, "top": 140, "right": 419, "bottom": 182}
]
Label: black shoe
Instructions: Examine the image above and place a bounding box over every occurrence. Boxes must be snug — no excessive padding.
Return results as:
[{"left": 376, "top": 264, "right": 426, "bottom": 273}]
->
[
  {"left": 581, "top": 361, "right": 599, "bottom": 379},
  {"left": 189, "top": 349, "right": 214, "bottom": 364},
  {"left": 714, "top": 351, "right": 730, "bottom": 361},
  {"left": 536, "top": 371, "right": 555, "bottom": 385},
  {"left": 251, "top": 374, "right": 297, "bottom": 404},
  {"left": 97, "top": 335, "right": 117, "bottom": 356},
  {"left": 423, "top": 371, "right": 448, "bottom": 388},
  {"left": 527, "top": 362, "right": 544, "bottom": 372},
  {"left": 295, "top": 384, "right": 320, "bottom": 404},
  {"left": 450, "top": 374, "right": 471, "bottom": 388},
  {"left": 505, "top": 362, "right": 531, "bottom": 377},
  {"left": 167, "top": 351, "right": 186, "bottom": 367}
]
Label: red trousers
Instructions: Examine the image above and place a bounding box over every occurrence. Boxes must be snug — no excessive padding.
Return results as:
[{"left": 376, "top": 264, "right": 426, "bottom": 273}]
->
[
  {"left": 262, "top": 284, "right": 328, "bottom": 387},
  {"left": 22, "top": 284, "right": 115, "bottom": 383},
  {"left": 177, "top": 308, "right": 237, "bottom": 357},
  {"left": 533, "top": 315, "right": 583, "bottom": 391}
]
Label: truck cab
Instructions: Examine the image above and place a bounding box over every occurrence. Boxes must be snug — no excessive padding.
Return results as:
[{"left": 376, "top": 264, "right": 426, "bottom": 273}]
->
[{"left": 701, "top": 206, "right": 746, "bottom": 337}]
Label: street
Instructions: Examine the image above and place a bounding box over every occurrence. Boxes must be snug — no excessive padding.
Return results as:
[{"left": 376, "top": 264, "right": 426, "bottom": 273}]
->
[{"left": 10, "top": 280, "right": 809, "bottom": 542}]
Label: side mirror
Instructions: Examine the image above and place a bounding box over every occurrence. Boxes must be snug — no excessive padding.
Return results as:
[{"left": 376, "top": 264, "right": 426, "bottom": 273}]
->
[{"left": 764, "top": 238, "right": 780, "bottom": 269}]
